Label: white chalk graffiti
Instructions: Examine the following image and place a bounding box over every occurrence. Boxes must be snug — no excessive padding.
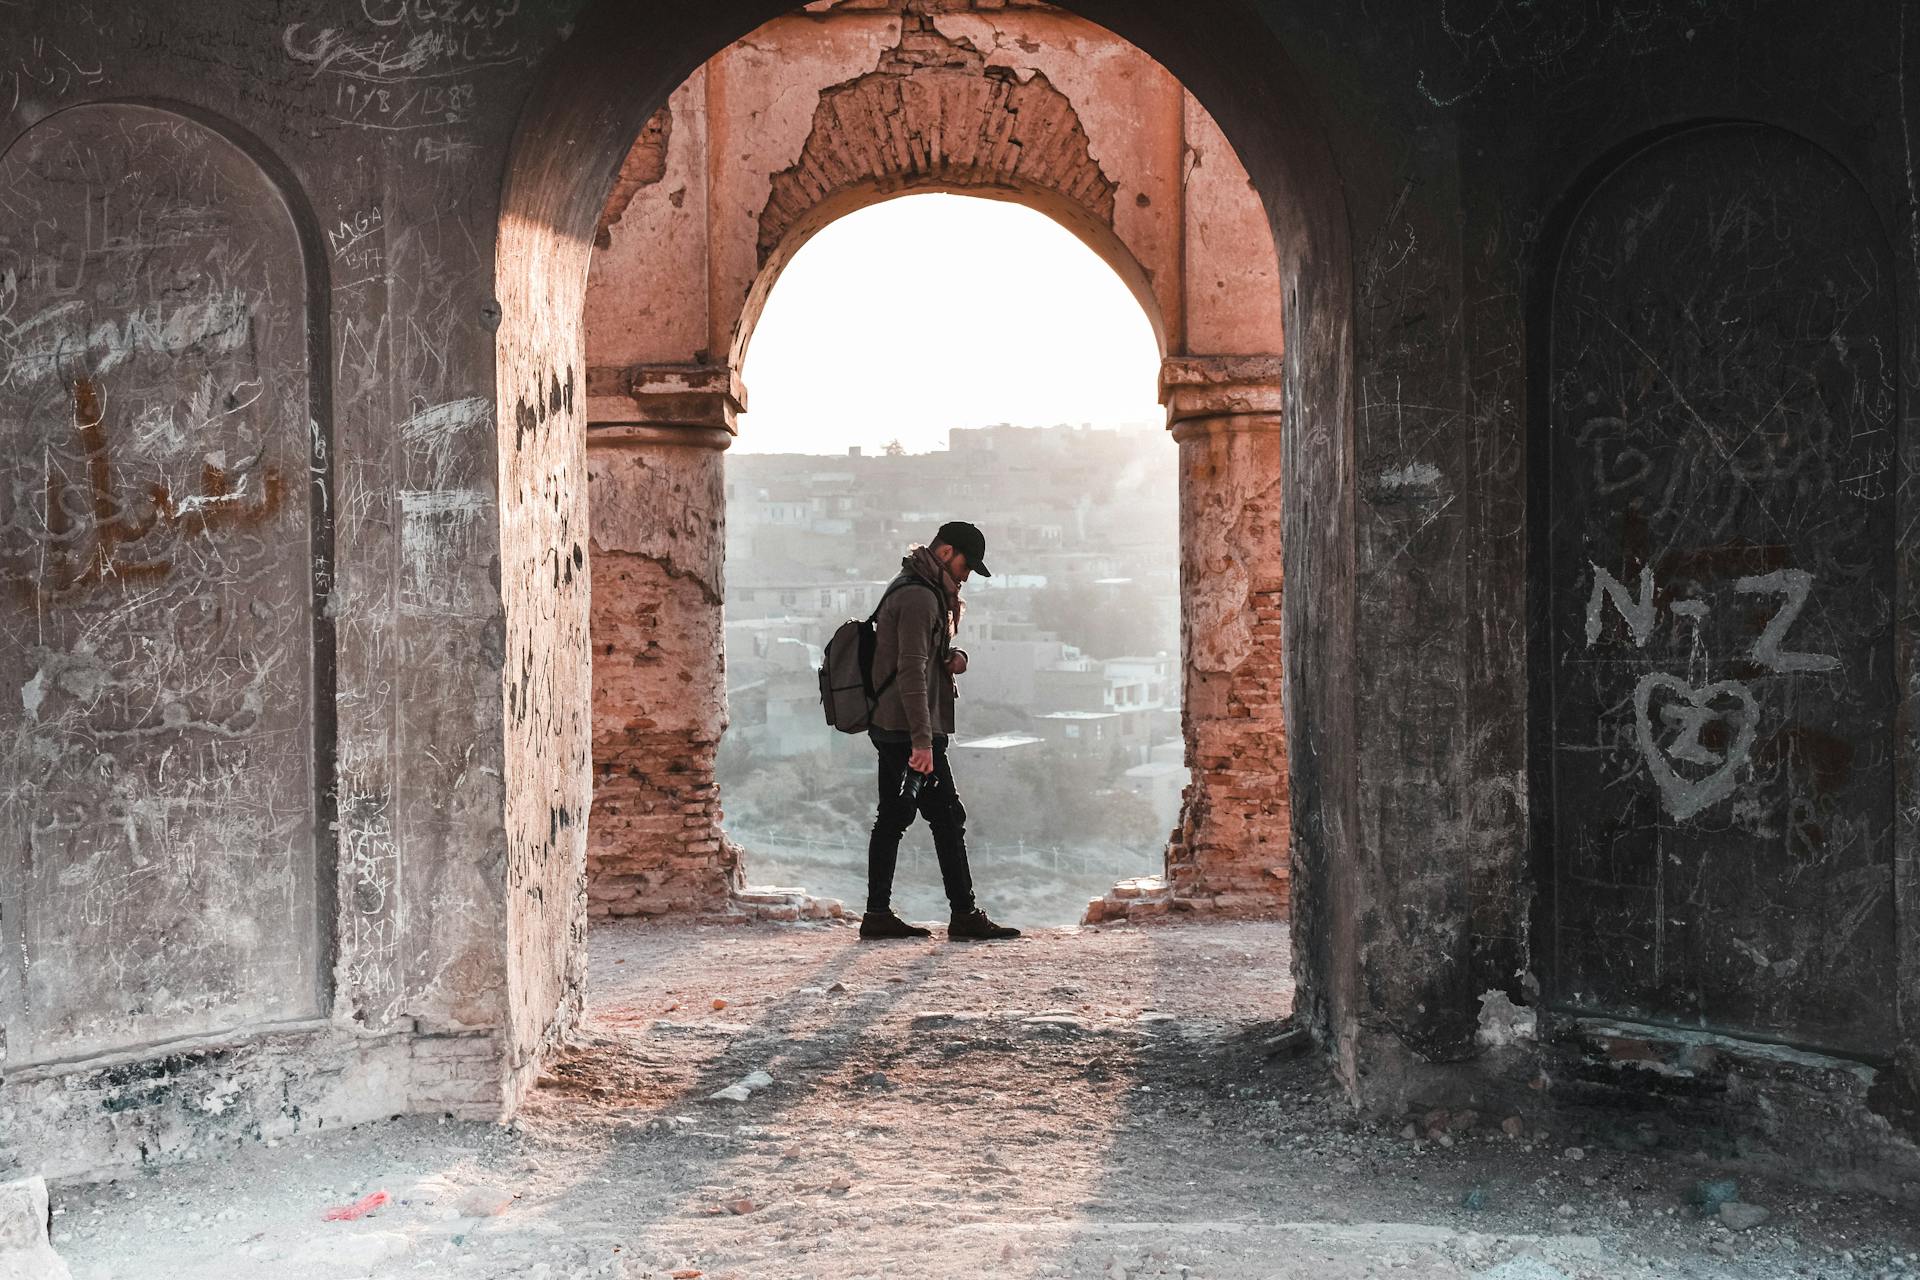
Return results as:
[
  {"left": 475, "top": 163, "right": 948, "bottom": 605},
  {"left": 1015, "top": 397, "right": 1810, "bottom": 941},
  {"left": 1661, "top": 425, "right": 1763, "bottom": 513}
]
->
[
  {"left": 1587, "top": 563, "right": 1840, "bottom": 820},
  {"left": 1632, "top": 674, "right": 1758, "bottom": 819},
  {"left": 1731, "top": 569, "right": 1841, "bottom": 673},
  {"left": 1585, "top": 563, "right": 1654, "bottom": 646}
]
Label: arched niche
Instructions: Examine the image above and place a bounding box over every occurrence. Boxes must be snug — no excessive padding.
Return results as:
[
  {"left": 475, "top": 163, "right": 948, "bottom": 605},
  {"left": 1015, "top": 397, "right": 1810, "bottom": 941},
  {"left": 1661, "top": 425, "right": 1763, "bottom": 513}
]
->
[
  {"left": 1534, "top": 122, "right": 1900, "bottom": 1056},
  {"left": 0, "top": 103, "right": 334, "bottom": 1064}
]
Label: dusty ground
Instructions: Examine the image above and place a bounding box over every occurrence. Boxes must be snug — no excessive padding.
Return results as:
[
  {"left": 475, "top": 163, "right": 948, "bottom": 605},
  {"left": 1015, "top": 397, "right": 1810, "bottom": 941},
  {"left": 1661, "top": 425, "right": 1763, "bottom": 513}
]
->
[{"left": 48, "top": 920, "right": 1920, "bottom": 1279}]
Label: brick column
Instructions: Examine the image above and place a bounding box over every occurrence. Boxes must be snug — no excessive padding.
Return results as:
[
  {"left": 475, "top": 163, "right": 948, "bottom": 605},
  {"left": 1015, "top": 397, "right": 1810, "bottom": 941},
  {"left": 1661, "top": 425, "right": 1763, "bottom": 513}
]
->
[
  {"left": 1165, "top": 355, "right": 1289, "bottom": 912},
  {"left": 585, "top": 364, "right": 744, "bottom": 919}
]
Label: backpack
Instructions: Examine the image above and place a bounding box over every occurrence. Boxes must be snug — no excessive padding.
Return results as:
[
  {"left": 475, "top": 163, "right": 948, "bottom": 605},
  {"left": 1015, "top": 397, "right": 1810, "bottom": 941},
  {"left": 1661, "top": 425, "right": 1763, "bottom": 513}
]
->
[{"left": 818, "top": 577, "right": 942, "bottom": 734}]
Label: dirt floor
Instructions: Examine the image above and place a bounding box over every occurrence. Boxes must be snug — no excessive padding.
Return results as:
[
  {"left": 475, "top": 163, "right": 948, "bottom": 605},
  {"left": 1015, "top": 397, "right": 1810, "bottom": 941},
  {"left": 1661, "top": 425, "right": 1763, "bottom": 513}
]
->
[{"left": 46, "top": 919, "right": 1920, "bottom": 1279}]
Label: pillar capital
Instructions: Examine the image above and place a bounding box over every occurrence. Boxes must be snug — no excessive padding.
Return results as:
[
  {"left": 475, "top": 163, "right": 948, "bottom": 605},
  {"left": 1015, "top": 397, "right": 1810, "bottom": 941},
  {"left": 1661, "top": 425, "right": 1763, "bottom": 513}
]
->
[
  {"left": 1160, "top": 354, "right": 1284, "bottom": 439},
  {"left": 585, "top": 362, "right": 744, "bottom": 448}
]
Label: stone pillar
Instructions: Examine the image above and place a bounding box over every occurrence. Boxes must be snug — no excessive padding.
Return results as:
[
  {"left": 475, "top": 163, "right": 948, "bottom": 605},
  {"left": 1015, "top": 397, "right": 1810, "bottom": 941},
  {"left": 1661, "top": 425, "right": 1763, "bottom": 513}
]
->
[
  {"left": 1164, "top": 355, "right": 1289, "bottom": 913},
  {"left": 585, "top": 364, "right": 743, "bottom": 920}
]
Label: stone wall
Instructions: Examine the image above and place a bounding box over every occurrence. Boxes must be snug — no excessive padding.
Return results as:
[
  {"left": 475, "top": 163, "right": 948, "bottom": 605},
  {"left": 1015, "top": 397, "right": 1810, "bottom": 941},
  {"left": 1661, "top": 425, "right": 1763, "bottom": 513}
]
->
[
  {"left": 3, "top": 0, "right": 1916, "bottom": 1185},
  {"left": 1, "top": 0, "right": 554, "bottom": 1180}
]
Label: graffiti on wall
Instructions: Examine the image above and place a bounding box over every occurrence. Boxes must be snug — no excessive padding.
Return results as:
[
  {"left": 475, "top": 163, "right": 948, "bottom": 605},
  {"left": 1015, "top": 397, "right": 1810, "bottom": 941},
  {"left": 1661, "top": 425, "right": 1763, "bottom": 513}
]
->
[
  {"left": 1545, "top": 124, "right": 1898, "bottom": 1055},
  {"left": 1587, "top": 564, "right": 1842, "bottom": 820},
  {"left": 0, "top": 105, "right": 324, "bottom": 1064}
]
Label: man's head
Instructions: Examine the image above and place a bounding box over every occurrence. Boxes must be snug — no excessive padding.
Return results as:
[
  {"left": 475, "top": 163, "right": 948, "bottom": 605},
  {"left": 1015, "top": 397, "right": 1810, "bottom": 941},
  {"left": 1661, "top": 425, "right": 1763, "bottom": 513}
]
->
[{"left": 930, "top": 520, "right": 991, "bottom": 584}]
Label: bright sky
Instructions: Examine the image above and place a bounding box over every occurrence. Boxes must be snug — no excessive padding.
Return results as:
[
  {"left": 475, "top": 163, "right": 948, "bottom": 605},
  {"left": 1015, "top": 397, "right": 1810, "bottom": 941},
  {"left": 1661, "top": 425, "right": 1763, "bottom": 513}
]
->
[{"left": 734, "top": 193, "right": 1163, "bottom": 455}]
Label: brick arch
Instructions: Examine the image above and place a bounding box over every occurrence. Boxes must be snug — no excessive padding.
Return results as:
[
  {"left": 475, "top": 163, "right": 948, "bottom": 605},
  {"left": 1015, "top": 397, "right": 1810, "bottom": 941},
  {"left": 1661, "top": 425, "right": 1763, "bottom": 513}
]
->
[
  {"left": 508, "top": 0, "right": 1362, "bottom": 1101},
  {"left": 736, "top": 16, "right": 1162, "bottom": 367},
  {"left": 581, "top": 4, "right": 1299, "bottom": 934}
]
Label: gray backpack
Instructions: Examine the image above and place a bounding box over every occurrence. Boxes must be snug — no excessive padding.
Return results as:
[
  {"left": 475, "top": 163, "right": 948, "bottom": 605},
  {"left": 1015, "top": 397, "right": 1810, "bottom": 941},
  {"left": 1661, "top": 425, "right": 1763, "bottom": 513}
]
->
[{"left": 819, "top": 577, "right": 940, "bottom": 733}]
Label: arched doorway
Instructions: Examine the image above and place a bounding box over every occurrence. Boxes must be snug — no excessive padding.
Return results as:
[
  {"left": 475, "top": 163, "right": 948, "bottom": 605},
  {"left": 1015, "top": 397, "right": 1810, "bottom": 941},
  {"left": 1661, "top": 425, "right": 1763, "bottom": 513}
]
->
[
  {"left": 579, "top": 3, "right": 1293, "bottom": 932},
  {"left": 495, "top": 0, "right": 1357, "bottom": 1101},
  {"left": 712, "top": 190, "right": 1178, "bottom": 927}
]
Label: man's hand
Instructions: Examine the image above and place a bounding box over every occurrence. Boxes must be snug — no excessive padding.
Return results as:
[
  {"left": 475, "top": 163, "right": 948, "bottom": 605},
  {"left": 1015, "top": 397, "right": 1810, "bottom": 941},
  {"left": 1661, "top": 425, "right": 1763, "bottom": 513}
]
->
[
  {"left": 945, "top": 650, "right": 969, "bottom": 675},
  {"left": 908, "top": 747, "right": 935, "bottom": 775}
]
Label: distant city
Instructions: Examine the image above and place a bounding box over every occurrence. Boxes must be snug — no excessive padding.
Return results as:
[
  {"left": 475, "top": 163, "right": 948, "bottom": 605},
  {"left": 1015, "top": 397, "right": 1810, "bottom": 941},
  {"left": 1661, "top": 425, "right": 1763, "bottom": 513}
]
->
[{"left": 718, "top": 422, "right": 1184, "bottom": 924}]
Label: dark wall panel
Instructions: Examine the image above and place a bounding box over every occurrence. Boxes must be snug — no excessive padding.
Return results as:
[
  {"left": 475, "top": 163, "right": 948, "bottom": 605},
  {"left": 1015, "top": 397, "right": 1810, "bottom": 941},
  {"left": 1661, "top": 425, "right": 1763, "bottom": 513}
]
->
[{"left": 1544, "top": 124, "right": 1899, "bottom": 1056}]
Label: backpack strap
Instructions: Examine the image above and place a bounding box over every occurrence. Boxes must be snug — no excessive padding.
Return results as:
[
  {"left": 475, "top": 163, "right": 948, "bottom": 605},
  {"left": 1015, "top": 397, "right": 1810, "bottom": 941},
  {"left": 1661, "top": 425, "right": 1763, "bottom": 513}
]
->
[{"left": 868, "top": 574, "right": 940, "bottom": 623}]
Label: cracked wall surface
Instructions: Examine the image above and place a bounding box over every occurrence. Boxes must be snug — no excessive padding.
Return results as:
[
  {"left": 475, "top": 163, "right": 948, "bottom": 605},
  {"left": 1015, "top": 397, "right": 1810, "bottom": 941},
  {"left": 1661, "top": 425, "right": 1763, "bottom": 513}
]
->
[
  {"left": 0, "top": 0, "right": 1914, "bottom": 1188},
  {"left": 587, "top": 439, "right": 740, "bottom": 918},
  {"left": 0, "top": 105, "right": 326, "bottom": 1067}
]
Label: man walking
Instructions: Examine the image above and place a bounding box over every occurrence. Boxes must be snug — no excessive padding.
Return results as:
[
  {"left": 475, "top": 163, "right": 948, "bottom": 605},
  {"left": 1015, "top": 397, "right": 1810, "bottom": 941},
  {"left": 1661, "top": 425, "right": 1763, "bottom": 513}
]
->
[{"left": 858, "top": 521, "right": 1022, "bottom": 942}]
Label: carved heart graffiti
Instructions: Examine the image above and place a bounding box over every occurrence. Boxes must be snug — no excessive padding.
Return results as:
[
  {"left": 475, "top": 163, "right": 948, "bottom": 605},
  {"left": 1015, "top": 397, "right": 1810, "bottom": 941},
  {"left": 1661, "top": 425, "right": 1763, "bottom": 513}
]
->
[{"left": 1631, "top": 673, "right": 1759, "bottom": 820}]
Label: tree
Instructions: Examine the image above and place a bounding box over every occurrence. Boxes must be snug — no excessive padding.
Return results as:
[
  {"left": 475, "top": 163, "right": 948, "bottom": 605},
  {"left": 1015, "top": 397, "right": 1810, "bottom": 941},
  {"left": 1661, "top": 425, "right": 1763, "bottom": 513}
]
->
[{"left": 883, "top": 438, "right": 906, "bottom": 457}]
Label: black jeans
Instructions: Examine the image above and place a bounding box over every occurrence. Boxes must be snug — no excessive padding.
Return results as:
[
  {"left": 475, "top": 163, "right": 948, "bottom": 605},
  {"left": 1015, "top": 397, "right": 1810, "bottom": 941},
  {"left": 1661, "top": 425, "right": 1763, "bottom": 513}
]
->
[{"left": 867, "top": 735, "right": 976, "bottom": 917}]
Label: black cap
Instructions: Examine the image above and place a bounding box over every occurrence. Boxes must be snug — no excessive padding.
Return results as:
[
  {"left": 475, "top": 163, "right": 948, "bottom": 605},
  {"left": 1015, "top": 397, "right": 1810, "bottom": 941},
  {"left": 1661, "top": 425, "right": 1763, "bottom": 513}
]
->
[{"left": 934, "top": 520, "right": 991, "bottom": 577}]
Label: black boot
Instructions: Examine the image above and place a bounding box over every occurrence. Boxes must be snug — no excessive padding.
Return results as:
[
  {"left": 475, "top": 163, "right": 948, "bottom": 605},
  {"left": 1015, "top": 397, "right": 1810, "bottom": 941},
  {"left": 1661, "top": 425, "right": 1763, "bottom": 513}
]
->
[
  {"left": 948, "top": 908, "right": 1021, "bottom": 941},
  {"left": 859, "top": 909, "right": 932, "bottom": 940}
]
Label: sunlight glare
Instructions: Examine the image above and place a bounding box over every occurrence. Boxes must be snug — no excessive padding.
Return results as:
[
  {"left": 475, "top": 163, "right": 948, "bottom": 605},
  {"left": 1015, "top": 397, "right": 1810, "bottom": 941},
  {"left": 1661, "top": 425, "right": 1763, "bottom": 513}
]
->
[{"left": 735, "top": 193, "right": 1163, "bottom": 455}]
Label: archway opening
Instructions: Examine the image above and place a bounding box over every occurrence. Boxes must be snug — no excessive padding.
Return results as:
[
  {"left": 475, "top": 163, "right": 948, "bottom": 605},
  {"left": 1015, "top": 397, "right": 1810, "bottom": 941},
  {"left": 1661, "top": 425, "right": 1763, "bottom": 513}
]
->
[
  {"left": 498, "top": 0, "right": 1359, "bottom": 1100},
  {"left": 577, "top": 3, "right": 1297, "bottom": 940},
  {"left": 716, "top": 191, "right": 1178, "bottom": 928}
]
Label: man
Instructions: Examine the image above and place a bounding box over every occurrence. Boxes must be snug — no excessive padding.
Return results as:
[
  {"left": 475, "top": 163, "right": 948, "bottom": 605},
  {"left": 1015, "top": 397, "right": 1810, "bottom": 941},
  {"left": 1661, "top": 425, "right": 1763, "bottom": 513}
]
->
[{"left": 858, "top": 520, "right": 1022, "bottom": 942}]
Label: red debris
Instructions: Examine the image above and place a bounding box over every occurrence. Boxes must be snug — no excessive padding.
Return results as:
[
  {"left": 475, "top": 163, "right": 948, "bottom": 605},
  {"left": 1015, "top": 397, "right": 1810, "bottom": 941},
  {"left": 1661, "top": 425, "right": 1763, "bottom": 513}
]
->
[{"left": 322, "top": 1190, "right": 391, "bottom": 1222}]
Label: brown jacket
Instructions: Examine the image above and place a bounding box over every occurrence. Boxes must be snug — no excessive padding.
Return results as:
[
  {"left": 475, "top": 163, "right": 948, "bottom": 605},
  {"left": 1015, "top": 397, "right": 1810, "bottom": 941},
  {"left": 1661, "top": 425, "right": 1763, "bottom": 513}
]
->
[{"left": 868, "top": 573, "right": 959, "bottom": 750}]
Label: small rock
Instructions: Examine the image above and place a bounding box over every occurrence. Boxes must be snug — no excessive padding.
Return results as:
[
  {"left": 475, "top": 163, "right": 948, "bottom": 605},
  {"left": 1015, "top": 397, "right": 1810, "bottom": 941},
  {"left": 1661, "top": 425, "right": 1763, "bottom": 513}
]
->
[
  {"left": 1400, "top": 1123, "right": 1418, "bottom": 1140},
  {"left": 0, "top": 1176, "right": 72, "bottom": 1280},
  {"left": 707, "top": 1084, "right": 753, "bottom": 1104},
  {"left": 1691, "top": 1177, "right": 1740, "bottom": 1214},
  {"left": 1719, "top": 1201, "right": 1770, "bottom": 1231},
  {"left": 1462, "top": 1187, "right": 1488, "bottom": 1211},
  {"left": 457, "top": 1186, "right": 514, "bottom": 1218},
  {"left": 739, "top": 1071, "right": 773, "bottom": 1091},
  {"left": 827, "top": 982, "right": 847, "bottom": 993},
  {"left": 1261, "top": 1026, "right": 1313, "bottom": 1057},
  {"left": 728, "top": 1198, "right": 758, "bottom": 1216},
  {"left": 1562, "top": 1146, "right": 1586, "bottom": 1161},
  {"left": 856, "top": 1071, "right": 891, "bottom": 1089},
  {"left": 710, "top": 998, "right": 729, "bottom": 1011},
  {"left": 1502, "top": 1117, "right": 1527, "bottom": 1139}
]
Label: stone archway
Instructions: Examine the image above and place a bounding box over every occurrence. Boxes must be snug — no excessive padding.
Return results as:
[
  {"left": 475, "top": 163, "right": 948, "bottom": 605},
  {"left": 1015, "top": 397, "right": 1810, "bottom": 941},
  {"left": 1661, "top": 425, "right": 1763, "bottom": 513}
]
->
[
  {"left": 582, "top": 3, "right": 1292, "bottom": 926},
  {"left": 496, "top": 0, "right": 1360, "bottom": 1111}
]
